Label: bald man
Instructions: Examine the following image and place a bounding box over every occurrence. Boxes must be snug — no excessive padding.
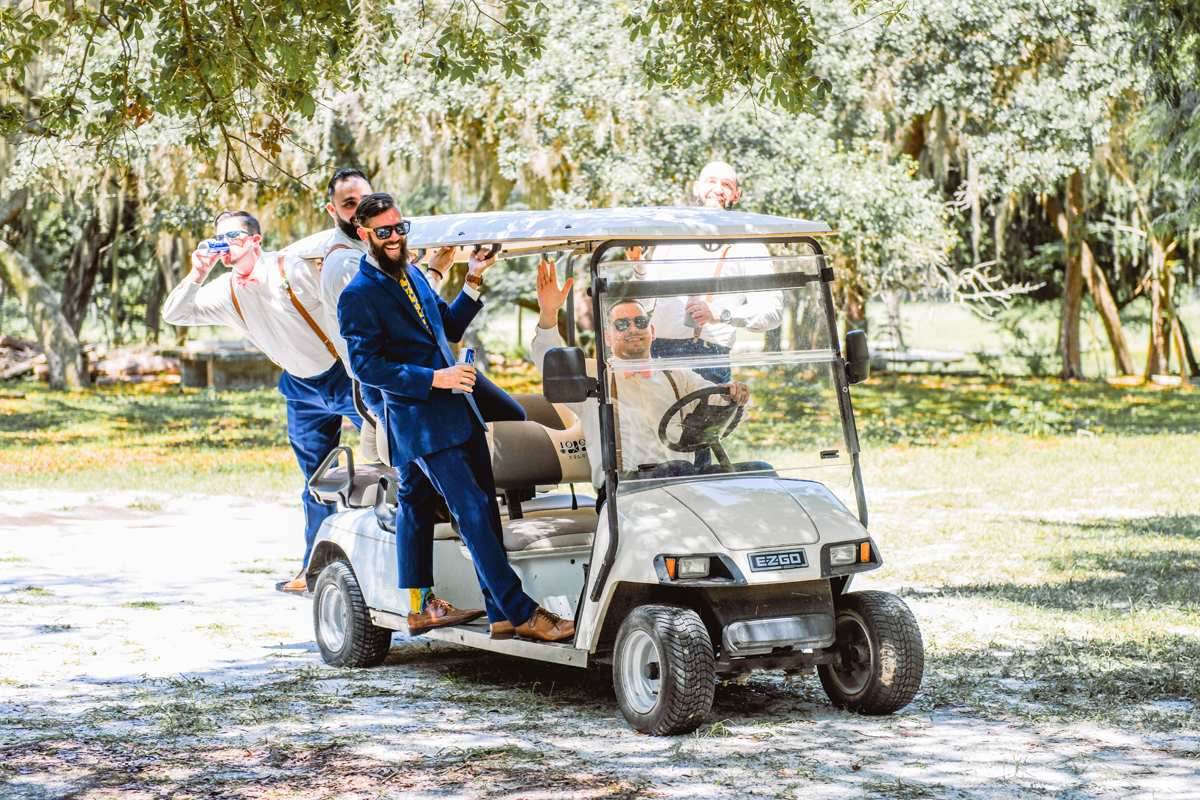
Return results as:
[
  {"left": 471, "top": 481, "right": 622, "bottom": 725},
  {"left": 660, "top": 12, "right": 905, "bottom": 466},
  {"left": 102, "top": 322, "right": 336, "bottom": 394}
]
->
[{"left": 627, "top": 161, "right": 783, "bottom": 384}]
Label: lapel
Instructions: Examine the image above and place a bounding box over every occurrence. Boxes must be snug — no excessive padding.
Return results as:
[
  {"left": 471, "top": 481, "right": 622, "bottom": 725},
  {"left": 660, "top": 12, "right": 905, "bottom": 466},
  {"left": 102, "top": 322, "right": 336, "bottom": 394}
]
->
[
  {"left": 362, "top": 257, "right": 434, "bottom": 340},
  {"left": 408, "top": 267, "right": 460, "bottom": 368}
]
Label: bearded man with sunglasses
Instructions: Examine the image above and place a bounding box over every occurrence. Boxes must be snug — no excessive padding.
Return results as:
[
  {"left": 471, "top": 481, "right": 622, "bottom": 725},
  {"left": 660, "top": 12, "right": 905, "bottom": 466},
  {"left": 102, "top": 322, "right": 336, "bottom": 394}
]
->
[
  {"left": 162, "top": 210, "right": 362, "bottom": 589},
  {"left": 338, "top": 193, "right": 574, "bottom": 642},
  {"left": 530, "top": 259, "right": 751, "bottom": 491}
]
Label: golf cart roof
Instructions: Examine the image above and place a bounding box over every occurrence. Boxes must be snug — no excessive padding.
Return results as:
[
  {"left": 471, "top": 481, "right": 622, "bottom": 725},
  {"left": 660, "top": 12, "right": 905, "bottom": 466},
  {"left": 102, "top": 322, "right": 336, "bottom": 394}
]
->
[{"left": 406, "top": 207, "right": 833, "bottom": 256}]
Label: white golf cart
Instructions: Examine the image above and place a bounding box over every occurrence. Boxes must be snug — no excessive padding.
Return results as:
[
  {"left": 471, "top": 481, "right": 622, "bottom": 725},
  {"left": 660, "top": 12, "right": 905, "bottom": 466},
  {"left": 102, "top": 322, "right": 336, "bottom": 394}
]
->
[{"left": 300, "top": 208, "right": 924, "bottom": 735}]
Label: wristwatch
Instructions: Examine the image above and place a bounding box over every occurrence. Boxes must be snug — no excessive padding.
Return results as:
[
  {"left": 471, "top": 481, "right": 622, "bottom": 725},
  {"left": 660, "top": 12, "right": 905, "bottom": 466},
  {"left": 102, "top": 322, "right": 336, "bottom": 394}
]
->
[
  {"left": 720, "top": 309, "right": 732, "bottom": 324},
  {"left": 464, "top": 271, "right": 484, "bottom": 289}
]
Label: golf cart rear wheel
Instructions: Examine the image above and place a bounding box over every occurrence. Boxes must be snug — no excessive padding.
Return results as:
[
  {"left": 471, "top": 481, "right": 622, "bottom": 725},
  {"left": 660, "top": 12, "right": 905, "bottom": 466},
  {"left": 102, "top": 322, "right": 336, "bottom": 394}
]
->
[
  {"left": 818, "top": 591, "right": 923, "bottom": 715},
  {"left": 313, "top": 560, "right": 391, "bottom": 668},
  {"left": 613, "top": 605, "right": 715, "bottom": 736}
]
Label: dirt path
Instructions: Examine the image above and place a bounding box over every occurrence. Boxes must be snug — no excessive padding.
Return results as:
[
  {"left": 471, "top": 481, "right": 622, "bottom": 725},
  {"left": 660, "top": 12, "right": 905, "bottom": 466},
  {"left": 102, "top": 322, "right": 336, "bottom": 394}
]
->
[{"left": 2, "top": 490, "right": 1197, "bottom": 799}]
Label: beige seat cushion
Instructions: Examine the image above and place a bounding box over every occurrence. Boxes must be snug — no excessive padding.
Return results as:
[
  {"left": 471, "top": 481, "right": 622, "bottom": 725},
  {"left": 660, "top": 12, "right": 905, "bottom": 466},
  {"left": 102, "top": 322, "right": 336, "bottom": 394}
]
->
[{"left": 502, "top": 513, "right": 597, "bottom": 552}]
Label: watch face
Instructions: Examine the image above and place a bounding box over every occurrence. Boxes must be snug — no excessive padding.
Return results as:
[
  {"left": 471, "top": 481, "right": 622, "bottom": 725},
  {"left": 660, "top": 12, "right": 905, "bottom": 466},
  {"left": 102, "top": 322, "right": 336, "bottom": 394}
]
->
[{"left": 721, "top": 309, "right": 732, "bottom": 323}]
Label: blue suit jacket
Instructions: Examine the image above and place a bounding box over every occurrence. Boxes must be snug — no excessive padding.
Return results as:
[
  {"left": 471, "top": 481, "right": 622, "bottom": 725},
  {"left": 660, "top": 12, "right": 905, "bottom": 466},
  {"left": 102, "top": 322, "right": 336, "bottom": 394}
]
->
[{"left": 339, "top": 258, "right": 486, "bottom": 465}]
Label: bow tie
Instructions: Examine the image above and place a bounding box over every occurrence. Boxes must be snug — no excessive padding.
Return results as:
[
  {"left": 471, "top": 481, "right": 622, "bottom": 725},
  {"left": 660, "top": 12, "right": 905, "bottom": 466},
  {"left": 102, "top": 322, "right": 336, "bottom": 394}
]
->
[{"left": 623, "top": 370, "right": 651, "bottom": 378}]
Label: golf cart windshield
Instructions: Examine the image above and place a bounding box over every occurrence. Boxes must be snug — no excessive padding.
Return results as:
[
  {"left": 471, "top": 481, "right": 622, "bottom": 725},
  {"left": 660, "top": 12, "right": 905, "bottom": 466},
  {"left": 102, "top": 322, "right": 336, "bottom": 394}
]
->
[{"left": 595, "top": 247, "right": 854, "bottom": 496}]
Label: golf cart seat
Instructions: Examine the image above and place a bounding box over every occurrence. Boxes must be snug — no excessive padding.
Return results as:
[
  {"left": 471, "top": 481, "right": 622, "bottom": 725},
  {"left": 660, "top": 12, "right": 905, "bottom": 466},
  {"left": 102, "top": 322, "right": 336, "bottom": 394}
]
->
[
  {"left": 308, "top": 446, "right": 393, "bottom": 509},
  {"left": 308, "top": 394, "right": 592, "bottom": 514}
]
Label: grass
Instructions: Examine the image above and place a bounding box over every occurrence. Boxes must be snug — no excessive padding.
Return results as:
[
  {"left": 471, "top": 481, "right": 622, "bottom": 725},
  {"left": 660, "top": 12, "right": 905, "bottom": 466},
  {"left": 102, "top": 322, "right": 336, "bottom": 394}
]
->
[
  {"left": 1, "top": 368, "right": 1197, "bottom": 739},
  {"left": 0, "top": 382, "right": 357, "bottom": 493}
]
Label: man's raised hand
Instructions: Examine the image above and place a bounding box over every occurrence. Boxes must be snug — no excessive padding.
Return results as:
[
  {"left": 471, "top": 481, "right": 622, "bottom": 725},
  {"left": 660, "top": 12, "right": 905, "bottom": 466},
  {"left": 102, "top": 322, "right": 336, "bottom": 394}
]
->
[
  {"left": 188, "top": 249, "right": 225, "bottom": 283},
  {"left": 466, "top": 246, "right": 497, "bottom": 279},
  {"left": 428, "top": 245, "right": 457, "bottom": 275},
  {"left": 536, "top": 259, "right": 573, "bottom": 329}
]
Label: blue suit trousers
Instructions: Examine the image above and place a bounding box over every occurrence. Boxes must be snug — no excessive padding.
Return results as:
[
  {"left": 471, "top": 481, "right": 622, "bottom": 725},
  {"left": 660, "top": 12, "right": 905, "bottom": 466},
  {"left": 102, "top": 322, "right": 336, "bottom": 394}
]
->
[
  {"left": 279, "top": 361, "right": 363, "bottom": 566},
  {"left": 402, "top": 424, "right": 539, "bottom": 626}
]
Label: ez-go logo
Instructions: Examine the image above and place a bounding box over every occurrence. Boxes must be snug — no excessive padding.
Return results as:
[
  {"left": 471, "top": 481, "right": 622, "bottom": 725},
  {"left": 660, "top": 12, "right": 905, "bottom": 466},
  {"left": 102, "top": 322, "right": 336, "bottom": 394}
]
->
[{"left": 749, "top": 549, "right": 808, "bottom": 572}]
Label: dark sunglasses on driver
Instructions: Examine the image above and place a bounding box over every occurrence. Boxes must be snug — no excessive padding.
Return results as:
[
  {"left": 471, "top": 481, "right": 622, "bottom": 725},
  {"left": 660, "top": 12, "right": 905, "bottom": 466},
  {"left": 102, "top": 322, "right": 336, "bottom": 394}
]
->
[
  {"left": 372, "top": 221, "right": 412, "bottom": 240},
  {"left": 611, "top": 315, "right": 650, "bottom": 332}
]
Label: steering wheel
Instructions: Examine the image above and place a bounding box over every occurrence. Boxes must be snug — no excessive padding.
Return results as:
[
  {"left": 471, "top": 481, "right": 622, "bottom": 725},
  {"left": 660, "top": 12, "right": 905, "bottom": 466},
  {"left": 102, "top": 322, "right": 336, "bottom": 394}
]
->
[{"left": 656, "top": 385, "right": 744, "bottom": 472}]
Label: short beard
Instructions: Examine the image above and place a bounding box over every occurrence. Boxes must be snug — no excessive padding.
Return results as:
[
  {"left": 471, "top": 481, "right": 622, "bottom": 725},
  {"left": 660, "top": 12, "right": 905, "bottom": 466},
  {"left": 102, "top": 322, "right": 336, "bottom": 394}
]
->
[
  {"left": 370, "top": 238, "right": 410, "bottom": 277},
  {"left": 696, "top": 195, "right": 735, "bottom": 211},
  {"left": 335, "top": 213, "right": 362, "bottom": 241}
]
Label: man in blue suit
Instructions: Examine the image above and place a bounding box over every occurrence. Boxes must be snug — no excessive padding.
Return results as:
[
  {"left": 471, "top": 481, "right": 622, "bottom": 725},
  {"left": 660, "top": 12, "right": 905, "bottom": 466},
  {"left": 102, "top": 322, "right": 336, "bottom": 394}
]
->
[{"left": 338, "top": 193, "right": 574, "bottom": 643}]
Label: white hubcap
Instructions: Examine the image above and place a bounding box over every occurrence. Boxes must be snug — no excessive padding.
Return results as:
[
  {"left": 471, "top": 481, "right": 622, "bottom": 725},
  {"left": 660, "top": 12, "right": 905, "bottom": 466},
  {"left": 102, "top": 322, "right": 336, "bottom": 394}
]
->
[
  {"left": 318, "top": 584, "right": 348, "bottom": 652},
  {"left": 620, "top": 629, "right": 661, "bottom": 714}
]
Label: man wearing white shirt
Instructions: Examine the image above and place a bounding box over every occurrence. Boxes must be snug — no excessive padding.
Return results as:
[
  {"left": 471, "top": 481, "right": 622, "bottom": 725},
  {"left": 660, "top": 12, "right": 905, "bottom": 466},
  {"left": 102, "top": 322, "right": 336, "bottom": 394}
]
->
[
  {"left": 161, "top": 210, "right": 360, "bottom": 589},
  {"left": 530, "top": 260, "right": 751, "bottom": 491},
  {"left": 627, "top": 161, "right": 783, "bottom": 384}
]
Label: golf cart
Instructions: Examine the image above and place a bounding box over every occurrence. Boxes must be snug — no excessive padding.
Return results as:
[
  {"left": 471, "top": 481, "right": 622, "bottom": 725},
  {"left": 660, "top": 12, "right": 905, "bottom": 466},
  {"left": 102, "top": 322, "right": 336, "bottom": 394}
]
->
[{"left": 301, "top": 208, "right": 924, "bottom": 735}]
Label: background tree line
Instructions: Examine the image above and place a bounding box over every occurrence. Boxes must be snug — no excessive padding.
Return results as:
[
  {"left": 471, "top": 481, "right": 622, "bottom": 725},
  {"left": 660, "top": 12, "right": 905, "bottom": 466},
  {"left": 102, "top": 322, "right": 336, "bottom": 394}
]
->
[{"left": 1, "top": 0, "right": 1196, "bottom": 388}]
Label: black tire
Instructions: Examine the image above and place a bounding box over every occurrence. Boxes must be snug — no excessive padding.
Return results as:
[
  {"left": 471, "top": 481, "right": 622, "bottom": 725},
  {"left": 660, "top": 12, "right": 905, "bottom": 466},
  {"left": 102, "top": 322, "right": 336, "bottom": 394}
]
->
[
  {"left": 312, "top": 560, "right": 392, "bottom": 668},
  {"left": 613, "top": 604, "right": 715, "bottom": 735},
  {"left": 818, "top": 590, "right": 924, "bottom": 714}
]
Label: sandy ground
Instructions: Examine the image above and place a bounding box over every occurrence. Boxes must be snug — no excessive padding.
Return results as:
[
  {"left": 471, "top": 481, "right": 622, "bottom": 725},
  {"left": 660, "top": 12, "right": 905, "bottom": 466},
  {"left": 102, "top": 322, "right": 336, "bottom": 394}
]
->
[{"left": 1, "top": 489, "right": 1197, "bottom": 799}]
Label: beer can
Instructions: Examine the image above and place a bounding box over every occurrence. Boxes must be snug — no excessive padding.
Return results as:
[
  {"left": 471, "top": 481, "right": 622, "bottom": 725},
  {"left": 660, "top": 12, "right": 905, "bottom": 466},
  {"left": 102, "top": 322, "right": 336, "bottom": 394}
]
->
[
  {"left": 198, "top": 240, "right": 231, "bottom": 255},
  {"left": 452, "top": 347, "right": 475, "bottom": 394}
]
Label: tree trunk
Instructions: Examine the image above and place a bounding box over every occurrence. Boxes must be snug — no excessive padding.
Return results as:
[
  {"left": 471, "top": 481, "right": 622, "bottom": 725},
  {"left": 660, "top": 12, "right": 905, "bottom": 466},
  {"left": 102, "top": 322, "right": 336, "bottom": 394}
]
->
[
  {"left": 883, "top": 290, "right": 905, "bottom": 350},
  {"left": 1058, "top": 173, "right": 1086, "bottom": 381},
  {"left": 1144, "top": 236, "right": 1169, "bottom": 379},
  {"left": 61, "top": 188, "right": 120, "bottom": 334},
  {"left": 968, "top": 153, "right": 981, "bottom": 266},
  {"left": 1042, "top": 192, "right": 1134, "bottom": 376},
  {"left": 155, "top": 233, "right": 186, "bottom": 345},
  {"left": 0, "top": 241, "right": 91, "bottom": 390},
  {"left": 145, "top": 270, "right": 166, "bottom": 344},
  {"left": 1178, "top": 319, "right": 1200, "bottom": 377},
  {"left": 109, "top": 176, "right": 127, "bottom": 344},
  {"left": 1163, "top": 265, "right": 1191, "bottom": 378}
]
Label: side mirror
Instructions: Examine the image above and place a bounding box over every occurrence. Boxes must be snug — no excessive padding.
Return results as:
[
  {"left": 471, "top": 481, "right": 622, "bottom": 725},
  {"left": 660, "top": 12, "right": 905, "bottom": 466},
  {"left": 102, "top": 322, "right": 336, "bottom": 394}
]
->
[
  {"left": 543, "top": 347, "right": 595, "bottom": 403},
  {"left": 844, "top": 330, "right": 870, "bottom": 385}
]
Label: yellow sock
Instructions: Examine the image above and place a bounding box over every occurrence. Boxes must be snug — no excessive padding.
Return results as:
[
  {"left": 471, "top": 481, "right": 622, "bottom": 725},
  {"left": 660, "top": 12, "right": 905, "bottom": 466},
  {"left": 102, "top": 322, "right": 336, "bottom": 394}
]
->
[{"left": 409, "top": 587, "right": 431, "bottom": 612}]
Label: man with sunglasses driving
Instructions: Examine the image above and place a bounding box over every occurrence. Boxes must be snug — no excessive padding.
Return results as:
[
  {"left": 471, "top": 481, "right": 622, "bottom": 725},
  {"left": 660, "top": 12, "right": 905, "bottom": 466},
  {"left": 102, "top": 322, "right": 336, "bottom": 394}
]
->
[
  {"left": 530, "top": 259, "right": 751, "bottom": 491},
  {"left": 162, "top": 210, "right": 361, "bottom": 590}
]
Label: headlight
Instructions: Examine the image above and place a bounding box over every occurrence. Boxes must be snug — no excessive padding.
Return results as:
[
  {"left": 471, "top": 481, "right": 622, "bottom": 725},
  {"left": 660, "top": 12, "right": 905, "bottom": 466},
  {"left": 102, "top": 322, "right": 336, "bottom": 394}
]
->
[
  {"left": 664, "top": 556, "right": 711, "bottom": 579},
  {"left": 828, "top": 544, "right": 857, "bottom": 566}
]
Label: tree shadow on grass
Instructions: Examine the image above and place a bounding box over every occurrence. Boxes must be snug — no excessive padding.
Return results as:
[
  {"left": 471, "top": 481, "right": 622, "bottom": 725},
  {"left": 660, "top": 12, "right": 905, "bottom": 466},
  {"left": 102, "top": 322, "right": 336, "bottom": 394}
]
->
[
  {"left": 898, "top": 513, "right": 1200, "bottom": 614},
  {"left": 0, "top": 392, "right": 290, "bottom": 452}
]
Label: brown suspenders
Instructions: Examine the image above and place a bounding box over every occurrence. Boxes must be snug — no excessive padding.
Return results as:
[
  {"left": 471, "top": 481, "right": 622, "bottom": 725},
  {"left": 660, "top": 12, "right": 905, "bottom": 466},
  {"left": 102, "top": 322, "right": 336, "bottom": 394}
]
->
[
  {"left": 228, "top": 256, "right": 340, "bottom": 361},
  {"left": 320, "top": 243, "right": 352, "bottom": 272},
  {"left": 610, "top": 369, "right": 683, "bottom": 473}
]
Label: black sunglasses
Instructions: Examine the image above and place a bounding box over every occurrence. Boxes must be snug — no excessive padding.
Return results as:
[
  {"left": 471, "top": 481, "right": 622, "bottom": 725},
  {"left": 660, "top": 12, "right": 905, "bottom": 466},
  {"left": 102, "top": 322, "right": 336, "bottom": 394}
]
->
[
  {"left": 371, "top": 221, "right": 411, "bottom": 240},
  {"left": 611, "top": 315, "right": 650, "bottom": 332}
]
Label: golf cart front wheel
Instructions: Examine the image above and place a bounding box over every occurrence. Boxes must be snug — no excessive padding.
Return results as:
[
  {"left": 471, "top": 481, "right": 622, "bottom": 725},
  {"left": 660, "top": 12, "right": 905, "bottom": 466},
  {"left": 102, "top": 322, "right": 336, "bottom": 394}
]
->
[
  {"left": 313, "top": 560, "right": 392, "bottom": 668},
  {"left": 613, "top": 605, "right": 715, "bottom": 735},
  {"left": 818, "top": 590, "right": 924, "bottom": 715}
]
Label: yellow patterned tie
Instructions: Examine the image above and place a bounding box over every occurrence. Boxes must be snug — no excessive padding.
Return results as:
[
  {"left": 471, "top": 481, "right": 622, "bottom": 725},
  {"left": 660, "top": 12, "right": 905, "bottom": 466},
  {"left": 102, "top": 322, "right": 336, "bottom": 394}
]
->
[{"left": 398, "top": 269, "right": 432, "bottom": 334}]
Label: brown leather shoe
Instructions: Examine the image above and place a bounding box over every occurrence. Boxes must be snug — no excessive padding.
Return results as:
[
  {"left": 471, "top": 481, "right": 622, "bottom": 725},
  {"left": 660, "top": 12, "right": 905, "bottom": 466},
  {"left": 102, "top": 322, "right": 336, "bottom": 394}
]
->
[
  {"left": 490, "top": 620, "right": 515, "bottom": 640},
  {"left": 281, "top": 569, "right": 307, "bottom": 592},
  {"left": 515, "top": 607, "right": 575, "bottom": 643},
  {"left": 407, "top": 595, "right": 484, "bottom": 635}
]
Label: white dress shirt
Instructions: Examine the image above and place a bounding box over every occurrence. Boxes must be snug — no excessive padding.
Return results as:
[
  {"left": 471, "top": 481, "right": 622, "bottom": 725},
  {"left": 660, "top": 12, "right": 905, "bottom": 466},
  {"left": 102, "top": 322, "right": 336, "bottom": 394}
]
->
[
  {"left": 161, "top": 251, "right": 337, "bottom": 380},
  {"left": 318, "top": 229, "right": 370, "bottom": 365},
  {"left": 641, "top": 243, "right": 783, "bottom": 349},
  {"left": 531, "top": 324, "right": 713, "bottom": 488}
]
